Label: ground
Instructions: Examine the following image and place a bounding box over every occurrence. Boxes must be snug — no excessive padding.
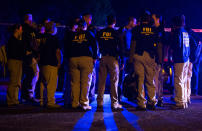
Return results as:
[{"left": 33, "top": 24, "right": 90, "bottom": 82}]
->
[{"left": 0, "top": 86, "right": 202, "bottom": 131}]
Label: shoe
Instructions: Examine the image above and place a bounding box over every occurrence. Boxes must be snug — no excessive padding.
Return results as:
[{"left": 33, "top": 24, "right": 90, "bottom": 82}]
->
[
  {"left": 82, "top": 105, "right": 92, "bottom": 111},
  {"left": 191, "top": 93, "right": 198, "bottom": 96},
  {"left": 187, "top": 99, "right": 191, "bottom": 105},
  {"left": 22, "top": 97, "right": 39, "bottom": 104},
  {"left": 7, "top": 104, "right": 19, "bottom": 108},
  {"left": 136, "top": 106, "right": 146, "bottom": 111},
  {"left": 97, "top": 104, "right": 103, "bottom": 109},
  {"left": 111, "top": 103, "right": 123, "bottom": 110},
  {"left": 147, "top": 104, "right": 156, "bottom": 110},
  {"left": 171, "top": 104, "right": 187, "bottom": 110},
  {"left": 47, "top": 104, "right": 61, "bottom": 108},
  {"left": 157, "top": 100, "right": 163, "bottom": 107}
]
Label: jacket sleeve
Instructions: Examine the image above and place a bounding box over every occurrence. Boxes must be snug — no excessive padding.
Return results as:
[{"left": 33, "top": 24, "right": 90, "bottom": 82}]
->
[{"left": 89, "top": 32, "right": 98, "bottom": 59}]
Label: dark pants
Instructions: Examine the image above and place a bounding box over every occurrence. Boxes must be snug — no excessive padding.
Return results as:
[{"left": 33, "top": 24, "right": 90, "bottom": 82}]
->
[
  {"left": 63, "top": 59, "right": 71, "bottom": 106},
  {"left": 118, "top": 57, "right": 132, "bottom": 101},
  {"left": 191, "top": 61, "right": 201, "bottom": 95}
]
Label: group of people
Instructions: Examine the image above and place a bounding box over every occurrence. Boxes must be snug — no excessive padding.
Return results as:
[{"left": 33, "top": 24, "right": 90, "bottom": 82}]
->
[{"left": 5, "top": 10, "right": 202, "bottom": 111}]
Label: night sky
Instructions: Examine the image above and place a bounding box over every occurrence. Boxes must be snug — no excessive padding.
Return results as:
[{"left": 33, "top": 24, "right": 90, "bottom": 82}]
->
[{"left": 0, "top": 0, "right": 202, "bottom": 28}]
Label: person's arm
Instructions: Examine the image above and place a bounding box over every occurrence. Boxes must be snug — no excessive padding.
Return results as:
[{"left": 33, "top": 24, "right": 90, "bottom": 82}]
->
[
  {"left": 89, "top": 32, "right": 98, "bottom": 64},
  {"left": 157, "top": 42, "right": 163, "bottom": 65},
  {"left": 118, "top": 32, "right": 125, "bottom": 70},
  {"left": 56, "top": 48, "right": 62, "bottom": 68},
  {"left": 129, "top": 40, "right": 136, "bottom": 63}
]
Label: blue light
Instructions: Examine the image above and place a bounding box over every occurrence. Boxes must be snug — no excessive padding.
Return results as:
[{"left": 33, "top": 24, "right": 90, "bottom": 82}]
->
[
  {"left": 103, "top": 95, "right": 118, "bottom": 131},
  {"left": 121, "top": 108, "right": 142, "bottom": 131},
  {"left": 121, "top": 97, "right": 142, "bottom": 131},
  {"left": 73, "top": 101, "right": 96, "bottom": 131}
]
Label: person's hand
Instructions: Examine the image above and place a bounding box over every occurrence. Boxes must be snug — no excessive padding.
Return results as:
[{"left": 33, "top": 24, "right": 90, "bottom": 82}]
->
[
  {"left": 26, "top": 51, "right": 32, "bottom": 55},
  {"left": 199, "top": 41, "right": 202, "bottom": 45},
  {"left": 57, "top": 63, "right": 61, "bottom": 69},
  {"left": 93, "top": 59, "right": 97, "bottom": 65},
  {"left": 32, "top": 58, "right": 37, "bottom": 64},
  {"left": 120, "top": 64, "right": 124, "bottom": 70}
]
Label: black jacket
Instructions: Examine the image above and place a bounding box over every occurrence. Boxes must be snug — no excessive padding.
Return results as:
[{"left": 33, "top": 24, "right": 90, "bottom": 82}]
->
[{"left": 64, "top": 30, "right": 98, "bottom": 59}]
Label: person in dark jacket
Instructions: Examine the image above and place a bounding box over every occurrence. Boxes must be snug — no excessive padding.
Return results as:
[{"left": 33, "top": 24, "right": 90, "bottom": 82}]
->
[
  {"left": 152, "top": 14, "right": 164, "bottom": 107},
  {"left": 39, "top": 22, "right": 62, "bottom": 108},
  {"left": 170, "top": 15, "right": 190, "bottom": 109},
  {"left": 63, "top": 18, "right": 79, "bottom": 107},
  {"left": 130, "top": 11, "right": 161, "bottom": 110},
  {"left": 118, "top": 16, "right": 137, "bottom": 102},
  {"left": 6, "top": 24, "right": 25, "bottom": 106},
  {"left": 66, "top": 20, "right": 97, "bottom": 110},
  {"left": 82, "top": 13, "right": 97, "bottom": 103},
  {"left": 97, "top": 15, "right": 123, "bottom": 110},
  {"left": 21, "top": 14, "right": 39, "bottom": 103}
]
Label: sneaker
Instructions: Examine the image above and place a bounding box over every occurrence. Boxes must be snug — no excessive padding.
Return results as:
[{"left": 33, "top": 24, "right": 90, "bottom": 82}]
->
[
  {"left": 136, "top": 106, "right": 146, "bottom": 111},
  {"left": 82, "top": 105, "right": 92, "bottom": 111},
  {"left": 157, "top": 100, "right": 163, "bottom": 107},
  {"left": 47, "top": 104, "right": 61, "bottom": 108},
  {"left": 171, "top": 104, "right": 186, "bottom": 110},
  {"left": 111, "top": 103, "right": 123, "bottom": 110},
  {"left": 147, "top": 104, "right": 156, "bottom": 110}
]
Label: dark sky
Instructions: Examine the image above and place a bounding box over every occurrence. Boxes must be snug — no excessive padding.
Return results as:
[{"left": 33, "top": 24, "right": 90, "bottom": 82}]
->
[{"left": 0, "top": 0, "right": 202, "bottom": 28}]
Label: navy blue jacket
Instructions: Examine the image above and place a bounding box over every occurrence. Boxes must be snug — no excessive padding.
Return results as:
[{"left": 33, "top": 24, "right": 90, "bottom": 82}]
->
[
  {"left": 64, "top": 30, "right": 98, "bottom": 59},
  {"left": 170, "top": 27, "right": 190, "bottom": 63}
]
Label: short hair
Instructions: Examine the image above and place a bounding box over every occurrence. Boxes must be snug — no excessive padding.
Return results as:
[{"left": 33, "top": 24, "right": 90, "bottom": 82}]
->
[
  {"left": 127, "top": 16, "right": 135, "bottom": 24},
  {"left": 107, "top": 15, "right": 116, "bottom": 25},
  {"left": 24, "top": 14, "right": 32, "bottom": 21},
  {"left": 140, "top": 10, "right": 151, "bottom": 22},
  {"left": 45, "top": 21, "right": 56, "bottom": 33},
  {"left": 172, "top": 15, "right": 185, "bottom": 27},
  {"left": 10, "top": 24, "right": 21, "bottom": 33},
  {"left": 82, "top": 13, "right": 92, "bottom": 17},
  {"left": 78, "top": 20, "right": 87, "bottom": 28}
]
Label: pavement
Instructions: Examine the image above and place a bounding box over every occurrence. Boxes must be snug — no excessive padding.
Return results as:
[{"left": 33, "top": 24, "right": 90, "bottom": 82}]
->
[{"left": 0, "top": 86, "right": 202, "bottom": 131}]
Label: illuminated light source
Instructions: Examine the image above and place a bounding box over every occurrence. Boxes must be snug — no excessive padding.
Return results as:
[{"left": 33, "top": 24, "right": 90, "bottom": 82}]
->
[
  {"left": 164, "top": 28, "right": 202, "bottom": 33},
  {"left": 169, "top": 68, "right": 172, "bottom": 76}
]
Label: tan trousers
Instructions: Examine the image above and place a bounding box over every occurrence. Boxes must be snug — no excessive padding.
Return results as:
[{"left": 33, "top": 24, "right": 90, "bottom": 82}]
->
[
  {"left": 69, "top": 56, "right": 93, "bottom": 108},
  {"left": 174, "top": 61, "right": 189, "bottom": 106},
  {"left": 154, "top": 65, "right": 164, "bottom": 101},
  {"left": 7, "top": 59, "right": 22, "bottom": 105},
  {"left": 97, "top": 56, "right": 119, "bottom": 106},
  {"left": 133, "top": 51, "right": 157, "bottom": 108},
  {"left": 187, "top": 62, "right": 193, "bottom": 102},
  {"left": 40, "top": 65, "right": 58, "bottom": 106}
]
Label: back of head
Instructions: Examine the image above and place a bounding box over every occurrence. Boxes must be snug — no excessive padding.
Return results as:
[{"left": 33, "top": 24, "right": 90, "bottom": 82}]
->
[
  {"left": 172, "top": 15, "right": 186, "bottom": 27},
  {"left": 107, "top": 15, "right": 116, "bottom": 25},
  {"left": 10, "top": 24, "right": 22, "bottom": 34},
  {"left": 45, "top": 21, "right": 56, "bottom": 34},
  {"left": 24, "top": 14, "right": 33, "bottom": 24},
  {"left": 139, "top": 10, "right": 153, "bottom": 25},
  {"left": 77, "top": 20, "right": 87, "bottom": 31}
]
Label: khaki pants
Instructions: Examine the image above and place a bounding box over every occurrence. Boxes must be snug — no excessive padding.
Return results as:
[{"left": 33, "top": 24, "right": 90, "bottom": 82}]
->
[
  {"left": 7, "top": 59, "right": 22, "bottom": 105},
  {"left": 174, "top": 61, "right": 189, "bottom": 106},
  {"left": 40, "top": 65, "right": 58, "bottom": 106},
  {"left": 187, "top": 62, "right": 193, "bottom": 102},
  {"left": 69, "top": 56, "right": 93, "bottom": 108},
  {"left": 22, "top": 59, "right": 39, "bottom": 99},
  {"left": 97, "top": 56, "right": 119, "bottom": 106},
  {"left": 154, "top": 65, "right": 164, "bottom": 101},
  {"left": 133, "top": 51, "right": 157, "bottom": 108}
]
